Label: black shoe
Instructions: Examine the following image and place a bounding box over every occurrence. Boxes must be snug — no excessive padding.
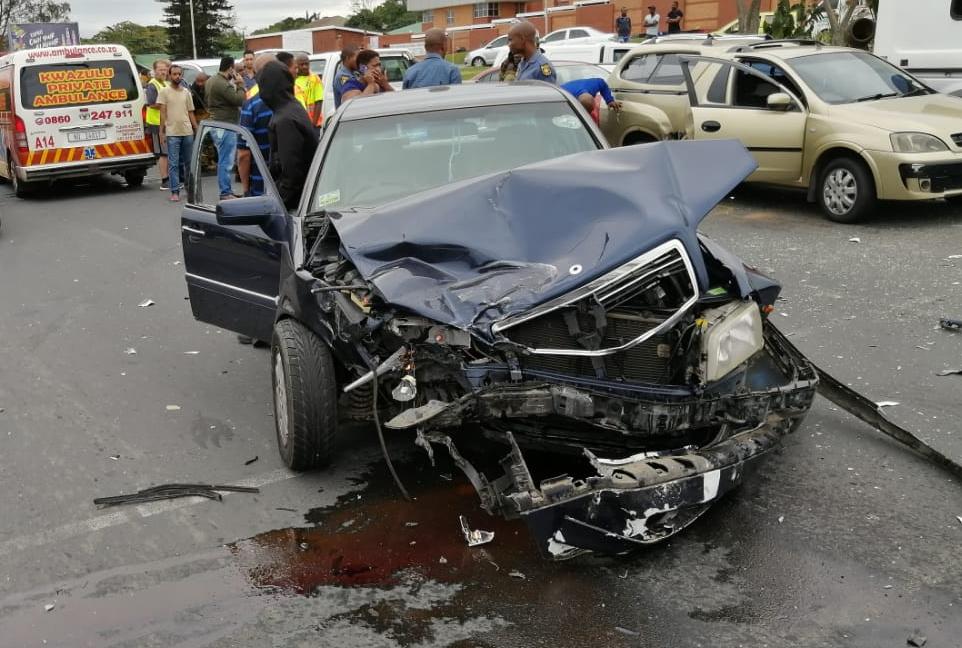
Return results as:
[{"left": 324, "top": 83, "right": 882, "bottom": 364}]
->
[
  {"left": 237, "top": 335, "right": 253, "bottom": 345},
  {"left": 252, "top": 339, "right": 269, "bottom": 348},
  {"left": 160, "top": 177, "right": 170, "bottom": 190}
]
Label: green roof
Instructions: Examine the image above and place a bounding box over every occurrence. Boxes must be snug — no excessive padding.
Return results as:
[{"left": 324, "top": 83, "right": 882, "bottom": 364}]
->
[{"left": 388, "top": 22, "right": 422, "bottom": 35}]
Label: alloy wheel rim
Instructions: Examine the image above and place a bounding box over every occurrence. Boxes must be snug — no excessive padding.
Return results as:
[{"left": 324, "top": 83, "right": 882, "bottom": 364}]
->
[
  {"left": 273, "top": 351, "right": 290, "bottom": 448},
  {"left": 823, "top": 168, "right": 858, "bottom": 216}
]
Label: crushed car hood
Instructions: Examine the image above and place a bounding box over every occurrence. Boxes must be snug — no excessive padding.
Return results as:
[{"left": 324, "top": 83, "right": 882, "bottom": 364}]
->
[{"left": 328, "top": 140, "right": 757, "bottom": 337}]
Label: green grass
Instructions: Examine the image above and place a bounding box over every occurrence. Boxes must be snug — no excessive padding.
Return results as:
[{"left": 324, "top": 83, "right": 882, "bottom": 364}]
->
[
  {"left": 459, "top": 65, "right": 485, "bottom": 81},
  {"left": 446, "top": 52, "right": 467, "bottom": 64}
]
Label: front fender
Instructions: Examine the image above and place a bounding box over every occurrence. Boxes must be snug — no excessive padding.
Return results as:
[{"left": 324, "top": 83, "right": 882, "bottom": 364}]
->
[{"left": 601, "top": 101, "right": 673, "bottom": 146}]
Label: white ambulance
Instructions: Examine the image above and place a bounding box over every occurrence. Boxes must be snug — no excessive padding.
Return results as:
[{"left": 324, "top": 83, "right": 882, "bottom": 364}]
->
[{"left": 0, "top": 44, "right": 154, "bottom": 197}]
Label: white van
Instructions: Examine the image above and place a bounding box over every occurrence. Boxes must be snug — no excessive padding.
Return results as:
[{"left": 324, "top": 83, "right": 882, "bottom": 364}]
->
[{"left": 0, "top": 44, "right": 153, "bottom": 197}]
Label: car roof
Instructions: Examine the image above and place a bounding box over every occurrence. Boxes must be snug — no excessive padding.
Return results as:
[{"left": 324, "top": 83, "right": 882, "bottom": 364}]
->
[
  {"left": 339, "top": 83, "right": 572, "bottom": 121},
  {"left": 730, "top": 43, "right": 855, "bottom": 60}
]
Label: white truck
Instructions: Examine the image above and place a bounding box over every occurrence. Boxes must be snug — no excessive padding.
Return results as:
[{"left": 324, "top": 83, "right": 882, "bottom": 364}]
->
[{"left": 874, "top": 0, "right": 962, "bottom": 97}]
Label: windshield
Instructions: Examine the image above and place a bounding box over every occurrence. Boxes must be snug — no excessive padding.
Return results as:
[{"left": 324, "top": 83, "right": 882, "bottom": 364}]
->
[
  {"left": 790, "top": 51, "right": 930, "bottom": 104},
  {"left": 312, "top": 102, "right": 599, "bottom": 210},
  {"left": 20, "top": 61, "right": 139, "bottom": 109}
]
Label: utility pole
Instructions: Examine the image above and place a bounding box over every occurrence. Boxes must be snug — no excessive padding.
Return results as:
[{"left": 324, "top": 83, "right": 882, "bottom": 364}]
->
[{"left": 188, "top": 0, "right": 198, "bottom": 58}]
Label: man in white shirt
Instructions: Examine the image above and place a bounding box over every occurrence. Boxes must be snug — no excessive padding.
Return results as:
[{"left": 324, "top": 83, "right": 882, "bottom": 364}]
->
[{"left": 644, "top": 5, "right": 660, "bottom": 38}]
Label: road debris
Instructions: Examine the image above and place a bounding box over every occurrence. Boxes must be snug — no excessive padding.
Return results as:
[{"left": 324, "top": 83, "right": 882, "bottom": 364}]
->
[
  {"left": 849, "top": 237, "right": 861, "bottom": 243},
  {"left": 404, "top": 521, "right": 419, "bottom": 527},
  {"left": 275, "top": 507, "right": 297, "bottom": 513},
  {"left": 123, "top": 347, "right": 137, "bottom": 355},
  {"left": 44, "top": 603, "right": 55, "bottom": 612},
  {"left": 183, "top": 351, "right": 200, "bottom": 355},
  {"left": 244, "top": 456, "right": 258, "bottom": 466},
  {"left": 165, "top": 405, "right": 181, "bottom": 411},
  {"left": 108, "top": 455, "right": 120, "bottom": 461},
  {"left": 956, "top": 516, "right": 962, "bottom": 525},
  {"left": 138, "top": 299, "right": 155, "bottom": 308},
  {"left": 778, "top": 515, "right": 785, "bottom": 523},
  {"left": 883, "top": 584, "right": 893, "bottom": 589},
  {"left": 508, "top": 570, "right": 526, "bottom": 579},
  {"left": 93, "top": 483, "right": 259, "bottom": 508},
  {"left": 876, "top": 401, "right": 900, "bottom": 408},
  {"left": 937, "top": 369, "right": 962, "bottom": 377},
  {"left": 439, "top": 556, "right": 448, "bottom": 564},
  {"left": 940, "top": 318, "right": 961, "bottom": 332},
  {"left": 907, "top": 630, "right": 927, "bottom": 647},
  {"left": 615, "top": 627, "right": 640, "bottom": 637},
  {"left": 459, "top": 515, "right": 495, "bottom": 547}
]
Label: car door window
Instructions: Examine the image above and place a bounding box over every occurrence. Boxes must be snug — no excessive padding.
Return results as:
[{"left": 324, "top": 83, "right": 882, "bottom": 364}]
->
[
  {"left": 380, "top": 57, "right": 411, "bottom": 83},
  {"left": 687, "top": 59, "right": 799, "bottom": 111},
  {"left": 738, "top": 58, "right": 806, "bottom": 105},
  {"left": 648, "top": 54, "right": 685, "bottom": 86},
  {"left": 621, "top": 54, "right": 659, "bottom": 82},
  {"left": 569, "top": 29, "right": 589, "bottom": 38},
  {"left": 489, "top": 36, "right": 508, "bottom": 48},
  {"left": 190, "top": 125, "right": 273, "bottom": 208},
  {"left": 542, "top": 31, "right": 566, "bottom": 43}
]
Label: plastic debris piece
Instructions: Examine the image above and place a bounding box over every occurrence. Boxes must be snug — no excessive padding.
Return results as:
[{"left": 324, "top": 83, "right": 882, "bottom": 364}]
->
[
  {"left": 956, "top": 516, "right": 962, "bottom": 525},
  {"left": 299, "top": 542, "right": 309, "bottom": 550},
  {"left": 109, "top": 455, "right": 120, "bottom": 461},
  {"left": 509, "top": 570, "right": 526, "bottom": 579},
  {"left": 947, "top": 254, "right": 962, "bottom": 259},
  {"left": 93, "top": 483, "right": 259, "bottom": 508},
  {"left": 876, "top": 401, "right": 900, "bottom": 408},
  {"left": 404, "top": 521, "right": 419, "bottom": 527},
  {"left": 615, "top": 627, "right": 639, "bottom": 637},
  {"left": 138, "top": 299, "right": 155, "bottom": 308},
  {"left": 907, "top": 630, "right": 927, "bottom": 647},
  {"left": 940, "top": 318, "right": 962, "bottom": 332},
  {"left": 439, "top": 556, "right": 448, "bottom": 564},
  {"left": 937, "top": 369, "right": 962, "bottom": 377},
  {"left": 165, "top": 405, "right": 181, "bottom": 411},
  {"left": 244, "top": 456, "right": 258, "bottom": 466},
  {"left": 459, "top": 515, "right": 495, "bottom": 547},
  {"left": 44, "top": 603, "right": 55, "bottom": 612},
  {"left": 124, "top": 348, "right": 137, "bottom": 355},
  {"left": 849, "top": 237, "right": 861, "bottom": 243},
  {"left": 884, "top": 584, "right": 893, "bottom": 589},
  {"left": 778, "top": 515, "right": 785, "bottom": 523},
  {"left": 183, "top": 351, "right": 200, "bottom": 355}
]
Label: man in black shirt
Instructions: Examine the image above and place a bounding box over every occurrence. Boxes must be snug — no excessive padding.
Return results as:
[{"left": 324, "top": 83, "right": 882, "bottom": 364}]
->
[{"left": 667, "top": 1, "right": 684, "bottom": 33}]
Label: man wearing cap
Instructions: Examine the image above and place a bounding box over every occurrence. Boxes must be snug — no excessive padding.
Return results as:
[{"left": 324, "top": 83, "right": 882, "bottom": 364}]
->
[
  {"left": 644, "top": 5, "right": 660, "bottom": 38},
  {"left": 508, "top": 21, "right": 556, "bottom": 84}
]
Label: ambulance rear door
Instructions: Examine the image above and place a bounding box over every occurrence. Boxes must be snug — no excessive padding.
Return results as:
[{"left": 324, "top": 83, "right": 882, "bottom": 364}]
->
[{"left": 16, "top": 48, "right": 145, "bottom": 165}]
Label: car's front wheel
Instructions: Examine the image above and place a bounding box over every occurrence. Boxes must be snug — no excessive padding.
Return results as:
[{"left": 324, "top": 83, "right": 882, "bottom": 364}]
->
[
  {"left": 818, "top": 157, "right": 875, "bottom": 223},
  {"left": 471, "top": 56, "right": 487, "bottom": 67},
  {"left": 271, "top": 319, "right": 338, "bottom": 470}
]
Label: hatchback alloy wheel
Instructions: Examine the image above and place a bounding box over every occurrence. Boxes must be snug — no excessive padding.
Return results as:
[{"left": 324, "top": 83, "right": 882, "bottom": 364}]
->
[{"left": 823, "top": 168, "right": 857, "bottom": 217}]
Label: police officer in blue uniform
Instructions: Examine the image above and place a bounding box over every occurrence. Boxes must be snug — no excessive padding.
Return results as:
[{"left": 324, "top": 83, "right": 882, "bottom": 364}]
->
[{"left": 509, "top": 21, "right": 557, "bottom": 84}]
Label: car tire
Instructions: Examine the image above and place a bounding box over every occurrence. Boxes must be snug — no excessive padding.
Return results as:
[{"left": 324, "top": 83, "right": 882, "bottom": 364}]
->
[
  {"left": 9, "top": 154, "right": 30, "bottom": 199},
  {"left": 472, "top": 56, "right": 486, "bottom": 67},
  {"left": 271, "top": 318, "right": 338, "bottom": 471},
  {"left": 818, "top": 157, "right": 875, "bottom": 224},
  {"left": 623, "top": 132, "right": 657, "bottom": 147},
  {"left": 944, "top": 195, "right": 962, "bottom": 206},
  {"left": 124, "top": 170, "right": 146, "bottom": 188}
]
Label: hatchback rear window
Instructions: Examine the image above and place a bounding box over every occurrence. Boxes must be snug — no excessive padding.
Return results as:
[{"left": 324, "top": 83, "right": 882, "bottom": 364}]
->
[{"left": 20, "top": 61, "right": 139, "bottom": 109}]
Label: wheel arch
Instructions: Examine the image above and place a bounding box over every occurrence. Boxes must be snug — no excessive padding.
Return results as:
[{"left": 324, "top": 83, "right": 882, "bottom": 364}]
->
[{"left": 806, "top": 146, "right": 880, "bottom": 203}]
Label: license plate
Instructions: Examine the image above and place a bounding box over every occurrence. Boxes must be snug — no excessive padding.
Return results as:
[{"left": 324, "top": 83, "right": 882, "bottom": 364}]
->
[{"left": 67, "top": 129, "right": 106, "bottom": 143}]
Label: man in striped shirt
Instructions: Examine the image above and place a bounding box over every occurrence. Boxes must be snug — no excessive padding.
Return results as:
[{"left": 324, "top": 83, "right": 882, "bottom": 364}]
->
[{"left": 238, "top": 54, "right": 274, "bottom": 197}]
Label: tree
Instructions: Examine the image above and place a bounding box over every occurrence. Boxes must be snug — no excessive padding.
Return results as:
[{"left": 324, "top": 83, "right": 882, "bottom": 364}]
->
[
  {"left": 13, "top": 0, "right": 70, "bottom": 22},
  {"left": 735, "top": 0, "right": 762, "bottom": 34},
  {"left": 250, "top": 14, "right": 320, "bottom": 35},
  {"left": 764, "top": 0, "right": 819, "bottom": 39},
  {"left": 345, "top": 0, "right": 417, "bottom": 32},
  {"left": 88, "top": 21, "right": 168, "bottom": 53},
  {"left": 157, "top": 0, "right": 235, "bottom": 58},
  {"left": 818, "top": 0, "right": 874, "bottom": 46}
]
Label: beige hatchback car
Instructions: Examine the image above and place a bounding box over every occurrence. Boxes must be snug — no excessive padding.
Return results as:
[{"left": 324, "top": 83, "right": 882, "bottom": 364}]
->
[{"left": 604, "top": 40, "right": 962, "bottom": 222}]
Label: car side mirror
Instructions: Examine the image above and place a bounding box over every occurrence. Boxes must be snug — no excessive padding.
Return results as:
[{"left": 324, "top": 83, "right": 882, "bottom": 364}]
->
[
  {"left": 216, "top": 195, "right": 276, "bottom": 227},
  {"left": 767, "top": 92, "right": 793, "bottom": 111}
]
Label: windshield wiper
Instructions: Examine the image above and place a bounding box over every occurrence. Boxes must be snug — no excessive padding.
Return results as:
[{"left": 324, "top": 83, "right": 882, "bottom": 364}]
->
[{"left": 854, "top": 92, "right": 900, "bottom": 102}]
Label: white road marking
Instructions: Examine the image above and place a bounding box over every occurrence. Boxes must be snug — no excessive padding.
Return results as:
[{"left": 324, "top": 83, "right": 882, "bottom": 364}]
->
[{"left": 0, "top": 469, "right": 297, "bottom": 558}]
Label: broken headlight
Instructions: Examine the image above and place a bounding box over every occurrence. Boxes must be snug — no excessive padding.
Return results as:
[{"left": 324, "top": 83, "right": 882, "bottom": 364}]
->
[{"left": 699, "top": 301, "right": 764, "bottom": 383}]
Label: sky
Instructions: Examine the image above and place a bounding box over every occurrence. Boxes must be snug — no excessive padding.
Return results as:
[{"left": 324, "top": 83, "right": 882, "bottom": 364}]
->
[{"left": 69, "top": 0, "right": 357, "bottom": 37}]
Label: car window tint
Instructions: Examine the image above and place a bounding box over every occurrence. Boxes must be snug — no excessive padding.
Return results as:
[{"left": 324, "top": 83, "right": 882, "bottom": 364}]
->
[
  {"left": 190, "top": 126, "right": 268, "bottom": 209},
  {"left": 705, "top": 65, "right": 731, "bottom": 104},
  {"left": 379, "top": 57, "right": 411, "bottom": 83},
  {"left": 621, "top": 54, "right": 659, "bottom": 82},
  {"left": 312, "top": 103, "right": 598, "bottom": 210},
  {"left": 310, "top": 60, "right": 325, "bottom": 75},
  {"left": 649, "top": 54, "right": 685, "bottom": 86},
  {"left": 570, "top": 29, "right": 589, "bottom": 38},
  {"left": 732, "top": 68, "right": 783, "bottom": 108},
  {"left": 739, "top": 58, "right": 805, "bottom": 104},
  {"left": 611, "top": 48, "right": 629, "bottom": 63},
  {"left": 490, "top": 36, "right": 508, "bottom": 48},
  {"left": 542, "top": 31, "right": 566, "bottom": 43}
]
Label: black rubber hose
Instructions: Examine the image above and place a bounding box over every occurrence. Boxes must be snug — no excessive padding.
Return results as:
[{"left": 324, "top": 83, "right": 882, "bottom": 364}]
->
[{"left": 371, "top": 371, "right": 412, "bottom": 501}]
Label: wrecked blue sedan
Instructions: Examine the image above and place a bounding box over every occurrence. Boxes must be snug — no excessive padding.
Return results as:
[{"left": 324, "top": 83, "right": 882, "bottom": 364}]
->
[{"left": 181, "top": 83, "right": 817, "bottom": 559}]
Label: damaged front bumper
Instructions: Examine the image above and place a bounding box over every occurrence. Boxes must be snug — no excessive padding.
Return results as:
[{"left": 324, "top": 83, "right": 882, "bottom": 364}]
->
[{"left": 422, "top": 324, "right": 818, "bottom": 559}]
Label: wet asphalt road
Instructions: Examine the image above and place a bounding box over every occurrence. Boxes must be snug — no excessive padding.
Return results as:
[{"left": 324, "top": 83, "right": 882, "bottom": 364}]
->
[{"left": 0, "top": 173, "right": 961, "bottom": 648}]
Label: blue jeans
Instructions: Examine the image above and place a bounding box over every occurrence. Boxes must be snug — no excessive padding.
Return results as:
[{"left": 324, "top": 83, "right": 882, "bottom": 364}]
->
[
  {"left": 167, "top": 134, "right": 193, "bottom": 194},
  {"left": 619, "top": 35, "right": 630, "bottom": 42},
  {"left": 210, "top": 129, "right": 237, "bottom": 198}
]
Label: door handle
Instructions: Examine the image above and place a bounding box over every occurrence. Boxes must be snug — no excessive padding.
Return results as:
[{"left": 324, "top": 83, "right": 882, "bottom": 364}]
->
[
  {"left": 701, "top": 121, "right": 721, "bottom": 133},
  {"left": 182, "top": 225, "right": 206, "bottom": 236}
]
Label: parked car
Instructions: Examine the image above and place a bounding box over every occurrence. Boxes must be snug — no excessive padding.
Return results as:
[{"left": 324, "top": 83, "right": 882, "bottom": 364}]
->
[
  {"left": 308, "top": 48, "right": 415, "bottom": 120},
  {"left": 473, "top": 60, "right": 608, "bottom": 84},
  {"left": 467, "top": 34, "right": 509, "bottom": 66},
  {"left": 491, "top": 41, "right": 630, "bottom": 71},
  {"left": 540, "top": 26, "right": 614, "bottom": 45},
  {"left": 179, "top": 83, "right": 818, "bottom": 558},
  {"left": 171, "top": 58, "right": 221, "bottom": 85},
  {"left": 608, "top": 40, "right": 962, "bottom": 222}
]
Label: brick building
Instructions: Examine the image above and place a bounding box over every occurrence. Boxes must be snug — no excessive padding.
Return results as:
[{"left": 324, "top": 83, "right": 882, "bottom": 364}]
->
[
  {"left": 245, "top": 25, "right": 384, "bottom": 55},
  {"left": 408, "top": 0, "right": 779, "bottom": 52}
]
